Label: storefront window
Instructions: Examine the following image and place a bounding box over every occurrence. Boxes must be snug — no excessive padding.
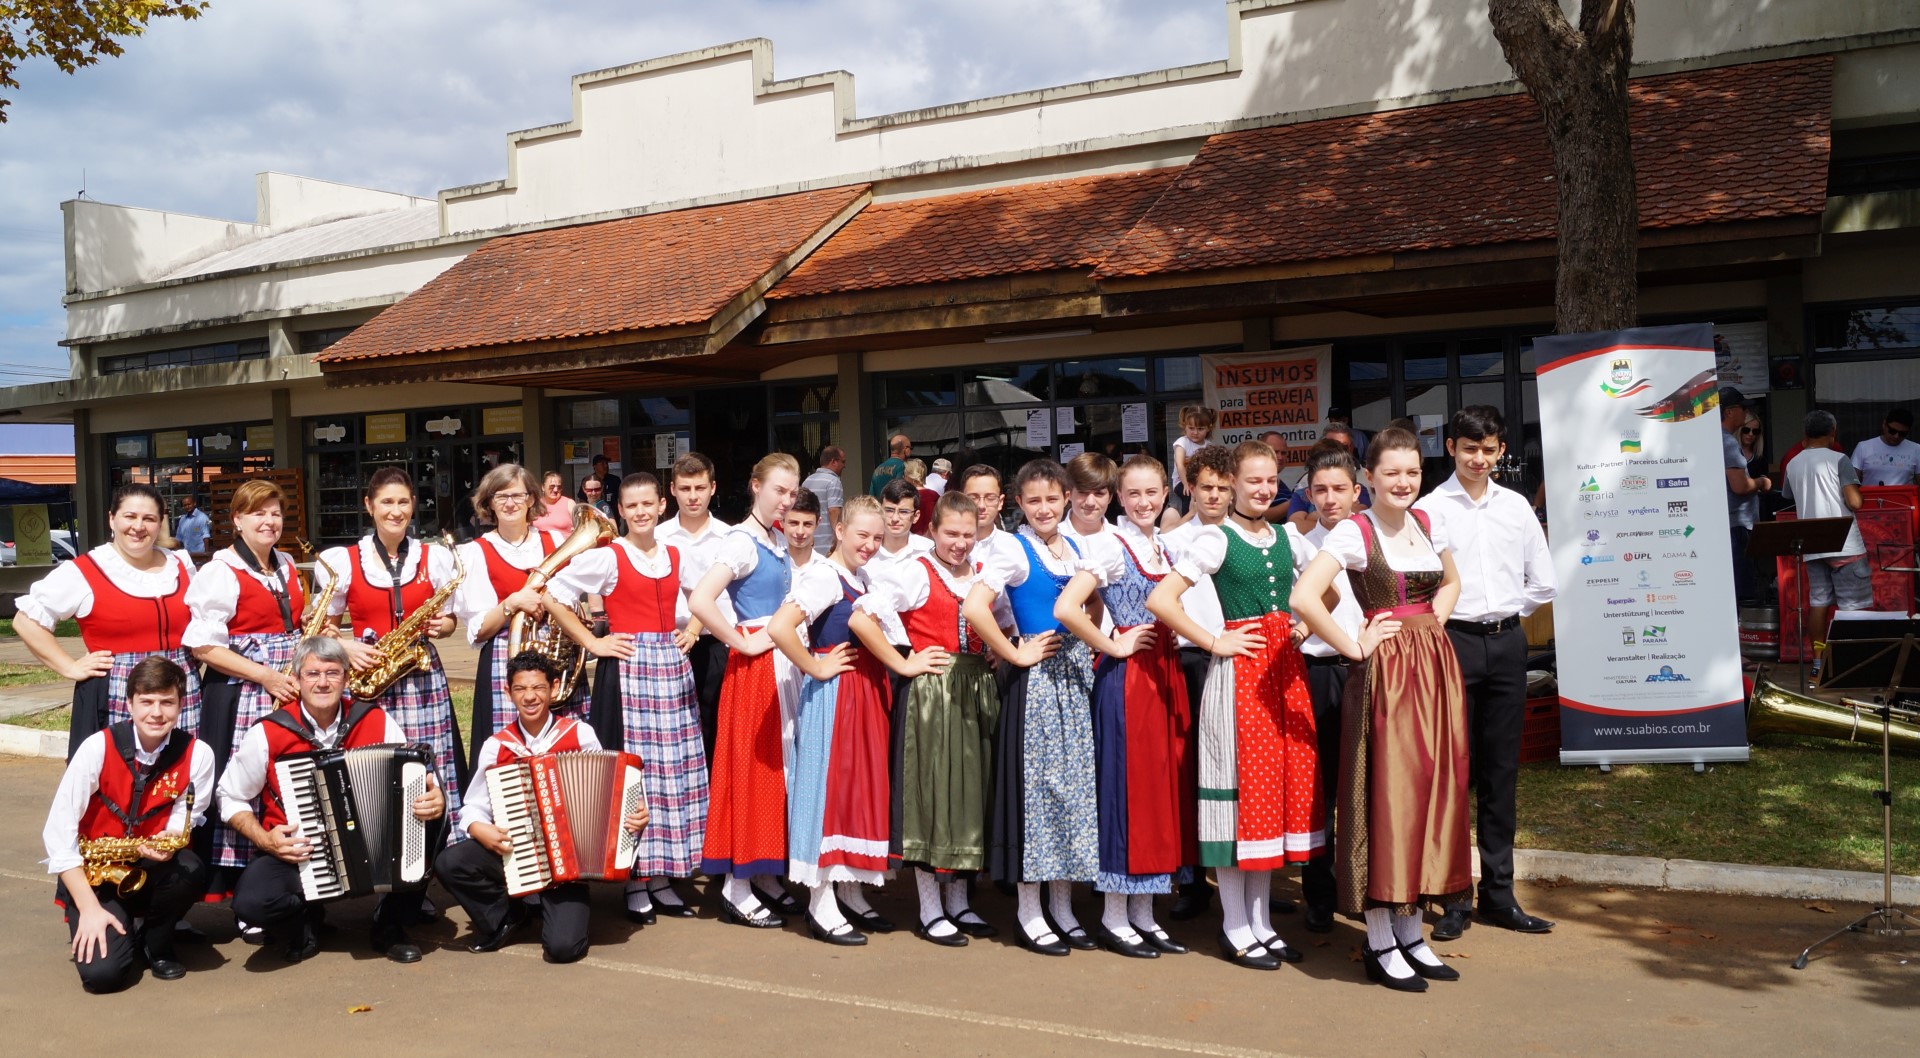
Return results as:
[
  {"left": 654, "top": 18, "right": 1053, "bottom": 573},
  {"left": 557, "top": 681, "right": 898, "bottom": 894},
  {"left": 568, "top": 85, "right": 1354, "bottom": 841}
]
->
[
  {"left": 1810, "top": 301, "right": 1920, "bottom": 443},
  {"left": 306, "top": 403, "right": 522, "bottom": 545},
  {"left": 106, "top": 421, "right": 273, "bottom": 530}
]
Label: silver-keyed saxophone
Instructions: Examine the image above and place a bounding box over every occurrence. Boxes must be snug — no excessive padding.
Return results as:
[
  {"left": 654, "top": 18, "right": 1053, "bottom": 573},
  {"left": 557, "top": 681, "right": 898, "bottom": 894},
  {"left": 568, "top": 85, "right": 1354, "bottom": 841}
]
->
[{"left": 347, "top": 536, "right": 464, "bottom": 701}]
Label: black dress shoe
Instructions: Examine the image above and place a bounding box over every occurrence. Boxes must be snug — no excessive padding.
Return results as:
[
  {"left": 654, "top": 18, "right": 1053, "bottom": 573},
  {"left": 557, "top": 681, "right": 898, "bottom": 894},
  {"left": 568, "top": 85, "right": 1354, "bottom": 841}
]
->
[
  {"left": 467, "top": 918, "right": 523, "bottom": 953},
  {"left": 752, "top": 881, "right": 805, "bottom": 917},
  {"left": 1430, "top": 908, "right": 1472, "bottom": 941},
  {"left": 950, "top": 909, "right": 998, "bottom": 938},
  {"left": 1255, "top": 935, "right": 1303, "bottom": 963},
  {"left": 839, "top": 902, "right": 896, "bottom": 934},
  {"left": 1016, "top": 927, "right": 1071, "bottom": 957},
  {"left": 1272, "top": 898, "right": 1298, "bottom": 915},
  {"left": 913, "top": 916, "right": 970, "bottom": 947},
  {"left": 371, "top": 926, "right": 422, "bottom": 964},
  {"left": 717, "top": 898, "right": 786, "bottom": 929},
  {"left": 1362, "top": 945, "right": 1428, "bottom": 992},
  {"left": 1170, "top": 882, "right": 1212, "bottom": 921},
  {"left": 1303, "top": 904, "right": 1335, "bottom": 934},
  {"left": 626, "top": 907, "right": 657, "bottom": 926},
  {"left": 1139, "top": 928, "right": 1188, "bottom": 955},
  {"left": 649, "top": 884, "right": 697, "bottom": 918},
  {"left": 171, "top": 921, "right": 208, "bottom": 944},
  {"left": 808, "top": 916, "right": 869, "bottom": 946},
  {"left": 1399, "top": 942, "right": 1461, "bottom": 981},
  {"left": 1479, "top": 905, "right": 1555, "bottom": 933},
  {"left": 1214, "top": 933, "right": 1280, "bottom": 970},
  {"left": 1091, "top": 921, "right": 1159, "bottom": 959},
  {"left": 281, "top": 926, "right": 320, "bottom": 964},
  {"left": 146, "top": 954, "right": 187, "bottom": 981}
]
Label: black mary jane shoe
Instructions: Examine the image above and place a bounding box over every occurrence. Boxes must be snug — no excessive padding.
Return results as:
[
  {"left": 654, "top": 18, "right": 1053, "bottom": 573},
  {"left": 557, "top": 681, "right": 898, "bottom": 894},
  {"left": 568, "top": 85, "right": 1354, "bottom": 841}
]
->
[
  {"left": 625, "top": 906, "right": 657, "bottom": 926},
  {"left": 1016, "top": 927, "right": 1071, "bottom": 957},
  {"left": 1043, "top": 908, "right": 1097, "bottom": 950},
  {"left": 913, "top": 916, "right": 970, "bottom": 947},
  {"left": 717, "top": 898, "right": 786, "bottom": 930},
  {"left": 1254, "top": 934, "right": 1304, "bottom": 963},
  {"left": 1214, "top": 933, "right": 1279, "bottom": 970},
  {"left": 1361, "top": 945, "right": 1428, "bottom": 993},
  {"left": 950, "top": 909, "right": 998, "bottom": 939},
  {"left": 1091, "top": 921, "right": 1159, "bottom": 959},
  {"left": 752, "top": 881, "right": 806, "bottom": 918},
  {"left": 839, "top": 901, "right": 897, "bottom": 934},
  {"left": 1138, "top": 927, "right": 1189, "bottom": 955},
  {"left": 808, "top": 916, "right": 869, "bottom": 947},
  {"left": 648, "top": 885, "right": 698, "bottom": 918},
  {"left": 1399, "top": 942, "right": 1461, "bottom": 982}
]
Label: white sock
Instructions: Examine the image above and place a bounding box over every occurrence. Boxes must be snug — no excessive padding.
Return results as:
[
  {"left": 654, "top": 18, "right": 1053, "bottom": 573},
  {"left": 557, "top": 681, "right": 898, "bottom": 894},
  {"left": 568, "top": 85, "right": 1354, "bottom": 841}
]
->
[
  {"left": 916, "top": 870, "right": 957, "bottom": 936},
  {"left": 625, "top": 878, "right": 653, "bottom": 914},
  {"left": 1101, "top": 892, "right": 1142, "bottom": 944},
  {"left": 1217, "top": 867, "right": 1257, "bottom": 952},
  {"left": 835, "top": 881, "right": 875, "bottom": 916},
  {"left": 809, "top": 882, "right": 849, "bottom": 931},
  {"left": 1047, "top": 881, "right": 1083, "bottom": 934},
  {"left": 1128, "top": 893, "right": 1163, "bottom": 936},
  {"left": 1245, "top": 869, "right": 1278, "bottom": 944},
  {"left": 647, "top": 878, "right": 686, "bottom": 907},
  {"left": 1364, "top": 908, "right": 1416, "bottom": 979},
  {"left": 723, "top": 873, "right": 763, "bottom": 913},
  {"left": 943, "top": 879, "right": 986, "bottom": 924},
  {"left": 1392, "top": 912, "right": 1443, "bottom": 967},
  {"left": 1016, "top": 882, "right": 1053, "bottom": 942}
]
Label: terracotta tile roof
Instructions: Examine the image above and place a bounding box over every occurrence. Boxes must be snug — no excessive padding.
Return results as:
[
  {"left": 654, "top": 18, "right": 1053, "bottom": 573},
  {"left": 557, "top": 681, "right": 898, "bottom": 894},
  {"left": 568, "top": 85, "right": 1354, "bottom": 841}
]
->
[
  {"left": 771, "top": 169, "right": 1178, "bottom": 299},
  {"left": 1094, "top": 56, "right": 1832, "bottom": 279},
  {"left": 317, "top": 185, "right": 868, "bottom": 363}
]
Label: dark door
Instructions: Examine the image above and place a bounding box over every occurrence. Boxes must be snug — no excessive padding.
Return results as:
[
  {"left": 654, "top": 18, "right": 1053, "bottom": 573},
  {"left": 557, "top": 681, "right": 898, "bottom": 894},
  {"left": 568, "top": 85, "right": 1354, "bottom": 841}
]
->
[{"left": 693, "top": 386, "right": 769, "bottom": 524}]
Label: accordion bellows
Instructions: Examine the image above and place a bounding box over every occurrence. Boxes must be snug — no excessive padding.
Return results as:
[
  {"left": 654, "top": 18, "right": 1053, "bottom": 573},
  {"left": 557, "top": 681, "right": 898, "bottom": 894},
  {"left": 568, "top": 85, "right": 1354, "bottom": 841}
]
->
[
  {"left": 485, "top": 750, "right": 647, "bottom": 897},
  {"left": 274, "top": 743, "right": 434, "bottom": 902}
]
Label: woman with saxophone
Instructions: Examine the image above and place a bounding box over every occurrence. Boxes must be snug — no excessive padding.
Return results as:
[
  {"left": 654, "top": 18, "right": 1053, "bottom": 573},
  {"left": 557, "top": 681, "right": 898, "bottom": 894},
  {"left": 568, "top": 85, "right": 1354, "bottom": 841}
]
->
[
  {"left": 316, "top": 466, "right": 465, "bottom": 818},
  {"left": 453, "top": 464, "right": 573, "bottom": 775},
  {"left": 183, "top": 478, "right": 305, "bottom": 894}
]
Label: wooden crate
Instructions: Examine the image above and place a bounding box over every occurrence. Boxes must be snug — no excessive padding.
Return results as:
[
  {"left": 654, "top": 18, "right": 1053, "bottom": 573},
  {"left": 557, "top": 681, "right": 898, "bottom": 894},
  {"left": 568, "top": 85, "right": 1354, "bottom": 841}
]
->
[
  {"left": 1520, "top": 695, "right": 1561, "bottom": 764},
  {"left": 206, "top": 468, "right": 307, "bottom": 555}
]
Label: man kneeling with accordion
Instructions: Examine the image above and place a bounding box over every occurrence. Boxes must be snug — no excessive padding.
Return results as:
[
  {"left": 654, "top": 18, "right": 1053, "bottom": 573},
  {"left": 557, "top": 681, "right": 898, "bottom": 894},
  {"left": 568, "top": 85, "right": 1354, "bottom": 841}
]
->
[
  {"left": 438, "top": 651, "right": 649, "bottom": 963},
  {"left": 219, "top": 636, "right": 446, "bottom": 964}
]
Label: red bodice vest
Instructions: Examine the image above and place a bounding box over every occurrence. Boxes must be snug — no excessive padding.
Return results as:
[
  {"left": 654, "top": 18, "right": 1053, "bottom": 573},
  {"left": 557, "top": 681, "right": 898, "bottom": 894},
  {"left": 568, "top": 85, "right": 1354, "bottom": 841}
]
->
[
  {"left": 477, "top": 532, "right": 557, "bottom": 601},
  {"left": 344, "top": 542, "right": 436, "bottom": 638},
  {"left": 257, "top": 705, "right": 391, "bottom": 831},
  {"left": 489, "top": 716, "right": 590, "bottom": 768},
  {"left": 602, "top": 544, "right": 680, "bottom": 635},
  {"left": 229, "top": 556, "right": 307, "bottom": 636},
  {"left": 76, "top": 725, "right": 196, "bottom": 841},
  {"left": 902, "top": 558, "right": 985, "bottom": 654},
  {"left": 74, "top": 553, "right": 193, "bottom": 654}
]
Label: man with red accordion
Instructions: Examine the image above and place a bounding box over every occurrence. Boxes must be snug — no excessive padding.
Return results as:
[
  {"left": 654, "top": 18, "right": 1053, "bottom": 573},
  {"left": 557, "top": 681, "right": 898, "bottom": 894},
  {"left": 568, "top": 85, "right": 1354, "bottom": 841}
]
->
[{"left": 438, "top": 651, "right": 649, "bottom": 963}]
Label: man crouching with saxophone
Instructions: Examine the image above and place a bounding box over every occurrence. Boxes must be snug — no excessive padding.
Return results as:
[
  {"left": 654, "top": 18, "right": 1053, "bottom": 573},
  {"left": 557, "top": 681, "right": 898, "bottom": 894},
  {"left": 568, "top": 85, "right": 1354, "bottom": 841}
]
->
[{"left": 42, "top": 656, "right": 214, "bottom": 993}]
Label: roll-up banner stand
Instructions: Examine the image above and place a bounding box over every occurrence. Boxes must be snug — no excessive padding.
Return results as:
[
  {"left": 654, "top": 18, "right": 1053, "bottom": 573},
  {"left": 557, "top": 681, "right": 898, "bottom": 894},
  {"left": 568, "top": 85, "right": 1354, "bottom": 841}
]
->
[{"left": 1535, "top": 323, "right": 1749, "bottom": 765}]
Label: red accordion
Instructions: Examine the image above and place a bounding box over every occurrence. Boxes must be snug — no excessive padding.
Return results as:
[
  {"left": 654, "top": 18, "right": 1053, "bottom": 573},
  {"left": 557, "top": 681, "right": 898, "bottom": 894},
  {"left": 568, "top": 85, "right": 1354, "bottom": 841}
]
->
[{"left": 484, "top": 750, "right": 646, "bottom": 897}]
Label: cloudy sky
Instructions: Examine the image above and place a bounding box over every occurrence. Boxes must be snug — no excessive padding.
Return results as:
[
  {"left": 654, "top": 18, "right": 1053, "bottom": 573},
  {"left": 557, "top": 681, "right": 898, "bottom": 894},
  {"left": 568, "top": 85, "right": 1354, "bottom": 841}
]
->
[{"left": 0, "top": 0, "right": 1230, "bottom": 451}]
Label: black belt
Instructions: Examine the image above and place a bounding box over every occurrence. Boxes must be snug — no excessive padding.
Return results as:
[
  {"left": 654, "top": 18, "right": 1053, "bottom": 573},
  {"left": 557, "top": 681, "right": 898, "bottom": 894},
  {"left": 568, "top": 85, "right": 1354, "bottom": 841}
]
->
[
  {"left": 1446, "top": 616, "right": 1520, "bottom": 636},
  {"left": 1302, "top": 654, "right": 1348, "bottom": 667}
]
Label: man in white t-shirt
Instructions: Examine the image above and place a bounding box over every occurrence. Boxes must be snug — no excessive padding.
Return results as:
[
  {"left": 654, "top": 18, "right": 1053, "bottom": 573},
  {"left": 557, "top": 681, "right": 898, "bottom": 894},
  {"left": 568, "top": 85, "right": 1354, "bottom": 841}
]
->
[
  {"left": 1850, "top": 408, "right": 1920, "bottom": 487},
  {"left": 1786, "top": 410, "right": 1872, "bottom": 674}
]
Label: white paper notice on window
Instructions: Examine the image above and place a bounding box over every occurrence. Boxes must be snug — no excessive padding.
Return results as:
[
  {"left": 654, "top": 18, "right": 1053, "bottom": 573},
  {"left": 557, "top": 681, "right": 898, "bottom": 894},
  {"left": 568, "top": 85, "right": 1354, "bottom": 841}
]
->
[
  {"left": 1059, "top": 442, "right": 1085, "bottom": 462},
  {"left": 1026, "top": 409, "right": 1051, "bottom": 448},
  {"left": 1121, "top": 403, "right": 1149, "bottom": 443},
  {"left": 655, "top": 433, "right": 676, "bottom": 468},
  {"left": 1057, "top": 407, "right": 1076, "bottom": 437}
]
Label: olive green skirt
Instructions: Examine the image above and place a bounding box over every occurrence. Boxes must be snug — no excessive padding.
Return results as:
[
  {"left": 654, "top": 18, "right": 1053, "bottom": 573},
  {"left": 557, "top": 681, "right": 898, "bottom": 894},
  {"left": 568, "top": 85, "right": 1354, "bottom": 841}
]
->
[{"left": 891, "top": 653, "right": 1000, "bottom": 872}]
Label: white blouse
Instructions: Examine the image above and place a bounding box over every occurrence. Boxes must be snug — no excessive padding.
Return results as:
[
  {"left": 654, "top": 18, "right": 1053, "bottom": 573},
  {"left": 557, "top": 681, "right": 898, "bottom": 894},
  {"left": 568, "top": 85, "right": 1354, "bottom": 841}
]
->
[
  {"left": 1170, "top": 520, "right": 1314, "bottom": 583},
  {"left": 547, "top": 538, "right": 690, "bottom": 629},
  {"left": 452, "top": 528, "right": 565, "bottom": 641},
  {"left": 858, "top": 554, "right": 1002, "bottom": 622},
  {"left": 1300, "top": 521, "right": 1365, "bottom": 658},
  {"left": 317, "top": 537, "right": 460, "bottom": 632},
  {"left": 1160, "top": 519, "right": 1226, "bottom": 642},
  {"left": 981, "top": 525, "right": 1086, "bottom": 590},
  {"left": 183, "top": 547, "right": 302, "bottom": 649},
  {"left": 714, "top": 520, "right": 789, "bottom": 580},
  {"left": 787, "top": 558, "right": 868, "bottom": 623},
  {"left": 864, "top": 538, "right": 933, "bottom": 644},
  {"left": 1080, "top": 518, "right": 1171, "bottom": 588},
  {"left": 17, "top": 544, "right": 195, "bottom": 630},
  {"left": 1318, "top": 512, "right": 1448, "bottom": 574}
]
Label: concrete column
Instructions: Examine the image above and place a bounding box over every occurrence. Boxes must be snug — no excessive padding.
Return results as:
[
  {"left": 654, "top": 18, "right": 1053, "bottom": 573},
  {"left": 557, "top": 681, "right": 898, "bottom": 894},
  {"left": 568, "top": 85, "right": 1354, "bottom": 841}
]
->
[
  {"left": 837, "top": 351, "right": 872, "bottom": 489},
  {"left": 520, "top": 388, "right": 555, "bottom": 474},
  {"left": 71, "top": 408, "right": 100, "bottom": 547},
  {"left": 1241, "top": 318, "right": 1273, "bottom": 352},
  {"left": 270, "top": 387, "right": 296, "bottom": 470},
  {"left": 267, "top": 318, "right": 296, "bottom": 360},
  {"left": 1764, "top": 270, "right": 1806, "bottom": 472}
]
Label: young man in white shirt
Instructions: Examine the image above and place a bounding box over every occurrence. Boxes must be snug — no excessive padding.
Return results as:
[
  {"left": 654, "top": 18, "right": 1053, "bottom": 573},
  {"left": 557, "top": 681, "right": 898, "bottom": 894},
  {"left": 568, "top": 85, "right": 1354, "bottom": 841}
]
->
[
  {"left": 1294, "top": 442, "right": 1366, "bottom": 934},
  {"left": 657, "top": 451, "right": 732, "bottom": 761},
  {"left": 1414, "top": 406, "right": 1556, "bottom": 940},
  {"left": 1851, "top": 407, "right": 1920, "bottom": 486},
  {"left": 1785, "top": 410, "right": 1873, "bottom": 676}
]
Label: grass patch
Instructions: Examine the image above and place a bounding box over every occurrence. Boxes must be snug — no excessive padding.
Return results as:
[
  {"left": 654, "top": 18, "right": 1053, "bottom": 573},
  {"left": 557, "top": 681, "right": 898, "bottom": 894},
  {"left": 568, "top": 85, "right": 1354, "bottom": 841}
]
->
[
  {"left": 9, "top": 704, "right": 70, "bottom": 731},
  {"left": 0, "top": 663, "right": 62, "bottom": 688},
  {"left": 1517, "top": 734, "right": 1920, "bottom": 875},
  {"left": 0, "top": 618, "right": 82, "bottom": 638},
  {"left": 451, "top": 685, "right": 474, "bottom": 762}
]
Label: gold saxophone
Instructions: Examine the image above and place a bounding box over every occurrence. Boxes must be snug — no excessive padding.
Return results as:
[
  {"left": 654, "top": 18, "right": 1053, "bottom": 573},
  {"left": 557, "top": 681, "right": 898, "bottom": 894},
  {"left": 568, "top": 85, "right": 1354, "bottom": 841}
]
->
[
  {"left": 347, "top": 536, "right": 465, "bottom": 701},
  {"left": 80, "top": 790, "right": 193, "bottom": 896},
  {"left": 284, "top": 538, "right": 341, "bottom": 677},
  {"left": 508, "top": 503, "right": 617, "bottom": 701}
]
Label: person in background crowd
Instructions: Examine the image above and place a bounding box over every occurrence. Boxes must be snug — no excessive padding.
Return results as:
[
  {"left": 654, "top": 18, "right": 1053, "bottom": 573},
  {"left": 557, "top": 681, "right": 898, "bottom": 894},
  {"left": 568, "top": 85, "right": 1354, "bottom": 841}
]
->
[
  {"left": 585, "top": 455, "right": 620, "bottom": 503},
  {"left": 802, "top": 445, "right": 847, "bottom": 554},
  {"left": 906, "top": 459, "right": 937, "bottom": 537},
  {"left": 1852, "top": 407, "right": 1920, "bottom": 486},
  {"left": 174, "top": 495, "right": 211, "bottom": 561},
  {"left": 870, "top": 433, "right": 912, "bottom": 497},
  {"left": 532, "top": 471, "right": 577, "bottom": 533},
  {"left": 1721, "top": 388, "right": 1772, "bottom": 607},
  {"left": 1286, "top": 429, "right": 1370, "bottom": 526},
  {"left": 1164, "top": 405, "right": 1217, "bottom": 529},
  {"left": 1415, "top": 406, "right": 1556, "bottom": 943},
  {"left": 660, "top": 451, "right": 733, "bottom": 761},
  {"left": 580, "top": 477, "right": 614, "bottom": 518},
  {"left": 926, "top": 457, "right": 953, "bottom": 494},
  {"left": 1327, "top": 406, "right": 1368, "bottom": 465},
  {"left": 1784, "top": 410, "right": 1871, "bottom": 680},
  {"left": 1255, "top": 430, "right": 1296, "bottom": 522},
  {"left": 960, "top": 465, "right": 1023, "bottom": 577}
]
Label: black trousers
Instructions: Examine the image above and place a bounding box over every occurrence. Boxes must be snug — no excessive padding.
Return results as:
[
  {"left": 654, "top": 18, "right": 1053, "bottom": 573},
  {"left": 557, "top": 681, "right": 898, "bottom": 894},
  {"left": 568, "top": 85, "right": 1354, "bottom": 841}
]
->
[
  {"left": 1299, "top": 656, "right": 1350, "bottom": 911},
  {"left": 58, "top": 850, "right": 208, "bottom": 994},
  {"left": 1444, "top": 624, "right": 1529, "bottom": 912},
  {"left": 231, "top": 855, "right": 424, "bottom": 944},
  {"left": 688, "top": 636, "right": 730, "bottom": 765},
  {"left": 435, "top": 839, "right": 591, "bottom": 963}
]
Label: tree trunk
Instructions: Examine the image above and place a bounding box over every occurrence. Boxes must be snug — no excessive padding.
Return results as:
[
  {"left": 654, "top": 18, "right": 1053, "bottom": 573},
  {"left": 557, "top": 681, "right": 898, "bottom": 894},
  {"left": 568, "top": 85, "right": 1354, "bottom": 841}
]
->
[{"left": 1488, "top": 0, "right": 1638, "bottom": 335}]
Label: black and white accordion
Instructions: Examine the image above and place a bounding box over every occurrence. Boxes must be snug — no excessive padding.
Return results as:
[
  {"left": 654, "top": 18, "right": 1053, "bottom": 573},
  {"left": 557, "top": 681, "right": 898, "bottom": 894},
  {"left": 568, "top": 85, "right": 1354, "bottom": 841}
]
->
[
  {"left": 484, "top": 750, "right": 646, "bottom": 897},
  {"left": 274, "top": 744, "right": 434, "bottom": 903}
]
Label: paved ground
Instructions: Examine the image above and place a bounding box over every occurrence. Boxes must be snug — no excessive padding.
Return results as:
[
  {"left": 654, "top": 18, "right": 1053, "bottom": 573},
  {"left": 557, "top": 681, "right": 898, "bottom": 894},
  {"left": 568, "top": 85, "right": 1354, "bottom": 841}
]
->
[{"left": 0, "top": 754, "right": 1913, "bottom": 1056}]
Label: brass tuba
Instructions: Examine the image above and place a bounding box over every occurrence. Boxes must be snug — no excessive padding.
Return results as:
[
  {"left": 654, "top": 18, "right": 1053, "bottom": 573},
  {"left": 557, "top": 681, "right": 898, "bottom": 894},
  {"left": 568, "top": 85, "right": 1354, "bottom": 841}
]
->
[
  {"left": 508, "top": 503, "right": 617, "bottom": 701},
  {"left": 1747, "top": 677, "right": 1920, "bottom": 756},
  {"left": 347, "top": 535, "right": 465, "bottom": 701}
]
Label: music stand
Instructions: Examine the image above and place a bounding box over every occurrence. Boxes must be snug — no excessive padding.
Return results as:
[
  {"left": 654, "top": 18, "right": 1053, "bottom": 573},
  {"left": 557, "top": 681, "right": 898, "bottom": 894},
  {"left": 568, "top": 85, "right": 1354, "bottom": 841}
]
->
[{"left": 1748, "top": 517, "right": 1857, "bottom": 686}]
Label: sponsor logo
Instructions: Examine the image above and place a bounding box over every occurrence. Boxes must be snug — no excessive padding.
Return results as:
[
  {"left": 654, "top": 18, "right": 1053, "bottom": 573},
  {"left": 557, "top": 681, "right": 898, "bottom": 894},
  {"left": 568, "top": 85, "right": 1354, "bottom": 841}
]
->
[
  {"left": 1581, "top": 554, "right": 1615, "bottom": 565},
  {"left": 1620, "top": 626, "right": 1636, "bottom": 645},
  {"left": 1621, "top": 551, "right": 1650, "bottom": 562},
  {"left": 1658, "top": 527, "right": 1689, "bottom": 537},
  {"left": 1627, "top": 506, "right": 1660, "bottom": 516},
  {"left": 1584, "top": 508, "right": 1621, "bottom": 521},
  {"left": 1620, "top": 431, "right": 1642, "bottom": 453},
  {"left": 1636, "top": 570, "right": 1652, "bottom": 586},
  {"left": 1620, "top": 475, "right": 1649, "bottom": 491},
  {"left": 1667, "top": 501, "right": 1689, "bottom": 516},
  {"left": 1586, "top": 576, "right": 1620, "bottom": 587},
  {"left": 1581, "top": 530, "right": 1607, "bottom": 547},
  {"left": 1660, "top": 549, "right": 1696, "bottom": 559},
  {"left": 1641, "top": 625, "right": 1669, "bottom": 644},
  {"left": 1580, "top": 476, "right": 1600, "bottom": 492},
  {"left": 1606, "top": 674, "right": 1641, "bottom": 686},
  {"left": 1633, "top": 369, "right": 1721, "bottom": 423},
  {"left": 1606, "top": 596, "right": 1637, "bottom": 606},
  {"left": 1657, "top": 477, "right": 1690, "bottom": 489},
  {"left": 1616, "top": 530, "right": 1654, "bottom": 540},
  {"left": 1645, "top": 592, "right": 1679, "bottom": 603},
  {"left": 1602, "top": 358, "right": 1651, "bottom": 399},
  {"left": 1673, "top": 570, "right": 1695, "bottom": 586},
  {"left": 1645, "top": 666, "right": 1691, "bottom": 683}
]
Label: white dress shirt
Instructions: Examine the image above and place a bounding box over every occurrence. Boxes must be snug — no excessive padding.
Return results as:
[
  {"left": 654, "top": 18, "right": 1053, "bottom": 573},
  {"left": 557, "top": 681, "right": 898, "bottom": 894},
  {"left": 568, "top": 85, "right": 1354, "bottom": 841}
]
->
[
  {"left": 453, "top": 529, "right": 565, "bottom": 643},
  {"left": 658, "top": 514, "right": 734, "bottom": 632},
  {"left": 316, "top": 538, "right": 460, "bottom": 637},
  {"left": 1300, "top": 521, "right": 1364, "bottom": 658},
  {"left": 182, "top": 547, "right": 301, "bottom": 648},
  {"left": 866, "top": 537, "right": 933, "bottom": 644},
  {"left": 216, "top": 706, "right": 406, "bottom": 824},
  {"left": 457, "top": 716, "right": 603, "bottom": 836},
  {"left": 546, "top": 538, "right": 690, "bottom": 628},
  {"left": 44, "top": 731, "right": 215, "bottom": 875},
  {"left": 1414, "top": 474, "right": 1555, "bottom": 623},
  {"left": 1160, "top": 519, "right": 1226, "bottom": 647}
]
